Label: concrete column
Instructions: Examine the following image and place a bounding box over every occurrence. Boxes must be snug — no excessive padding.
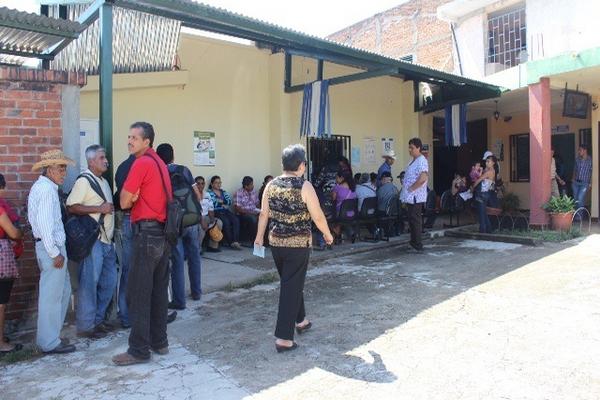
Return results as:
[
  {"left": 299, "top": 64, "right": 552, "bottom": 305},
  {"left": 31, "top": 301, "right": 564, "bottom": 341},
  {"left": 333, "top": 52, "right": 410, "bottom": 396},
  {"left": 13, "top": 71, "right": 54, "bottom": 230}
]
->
[
  {"left": 528, "top": 78, "right": 551, "bottom": 226},
  {"left": 591, "top": 94, "right": 599, "bottom": 219}
]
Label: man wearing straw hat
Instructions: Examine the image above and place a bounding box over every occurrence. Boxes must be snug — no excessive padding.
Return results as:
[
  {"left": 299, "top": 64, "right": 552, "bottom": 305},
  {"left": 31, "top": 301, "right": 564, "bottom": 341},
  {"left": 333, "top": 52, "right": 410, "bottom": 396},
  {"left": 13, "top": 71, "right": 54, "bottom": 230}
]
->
[
  {"left": 28, "top": 149, "right": 76, "bottom": 354},
  {"left": 377, "top": 150, "right": 396, "bottom": 187}
]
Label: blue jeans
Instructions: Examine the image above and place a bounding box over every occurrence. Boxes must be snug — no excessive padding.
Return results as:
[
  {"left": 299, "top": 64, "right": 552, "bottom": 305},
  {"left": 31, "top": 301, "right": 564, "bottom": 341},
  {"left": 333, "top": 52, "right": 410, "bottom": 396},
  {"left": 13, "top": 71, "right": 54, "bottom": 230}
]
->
[
  {"left": 170, "top": 225, "right": 202, "bottom": 307},
  {"left": 476, "top": 192, "right": 492, "bottom": 233},
  {"left": 572, "top": 181, "right": 589, "bottom": 209},
  {"left": 76, "top": 240, "right": 117, "bottom": 332},
  {"left": 115, "top": 212, "right": 132, "bottom": 326},
  {"left": 35, "top": 242, "right": 71, "bottom": 352}
]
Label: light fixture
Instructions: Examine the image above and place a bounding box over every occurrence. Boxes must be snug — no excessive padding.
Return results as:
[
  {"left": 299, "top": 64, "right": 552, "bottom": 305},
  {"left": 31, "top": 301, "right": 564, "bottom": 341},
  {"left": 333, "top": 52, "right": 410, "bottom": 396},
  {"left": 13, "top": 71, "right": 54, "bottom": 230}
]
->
[{"left": 493, "top": 100, "right": 500, "bottom": 121}]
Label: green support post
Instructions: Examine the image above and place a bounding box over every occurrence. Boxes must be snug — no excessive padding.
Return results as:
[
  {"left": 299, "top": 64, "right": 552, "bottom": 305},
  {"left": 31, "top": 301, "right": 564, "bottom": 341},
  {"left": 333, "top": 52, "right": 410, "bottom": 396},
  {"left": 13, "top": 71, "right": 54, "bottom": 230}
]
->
[{"left": 99, "top": 1, "right": 113, "bottom": 186}]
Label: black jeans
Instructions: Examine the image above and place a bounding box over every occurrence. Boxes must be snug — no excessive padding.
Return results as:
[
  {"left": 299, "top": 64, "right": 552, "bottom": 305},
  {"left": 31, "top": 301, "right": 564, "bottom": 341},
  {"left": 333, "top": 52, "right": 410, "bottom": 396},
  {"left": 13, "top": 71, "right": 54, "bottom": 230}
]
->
[
  {"left": 407, "top": 203, "right": 424, "bottom": 249},
  {"left": 215, "top": 209, "right": 240, "bottom": 245},
  {"left": 238, "top": 214, "right": 258, "bottom": 242},
  {"left": 127, "top": 223, "right": 171, "bottom": 359},
  {"left": 272, "top": 246, "right": 310, "bottom": 341}
]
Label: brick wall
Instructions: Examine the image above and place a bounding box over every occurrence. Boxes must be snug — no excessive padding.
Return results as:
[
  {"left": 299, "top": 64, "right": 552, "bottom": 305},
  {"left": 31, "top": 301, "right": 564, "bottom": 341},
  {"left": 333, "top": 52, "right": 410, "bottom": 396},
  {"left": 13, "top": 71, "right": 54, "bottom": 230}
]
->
[
  {"left": 328, "top": 0, "right": 455, "bottom": 73},
  {"left": 0, "top": 66, "right": 86, "bottom": 333}
]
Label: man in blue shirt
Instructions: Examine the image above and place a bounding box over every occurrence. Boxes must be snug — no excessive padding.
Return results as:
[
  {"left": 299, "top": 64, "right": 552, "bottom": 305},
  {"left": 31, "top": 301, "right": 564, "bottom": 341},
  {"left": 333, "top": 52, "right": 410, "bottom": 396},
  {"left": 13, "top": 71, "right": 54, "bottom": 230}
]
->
[
  {"left": 377, "top": 151, "right": 396, "bottom": 186},
  {"left": 572, "top": 144, "right": 592, "bottom": 219},
  {"left": 156, "top": 143, "right": 203, "bottom": 310}
]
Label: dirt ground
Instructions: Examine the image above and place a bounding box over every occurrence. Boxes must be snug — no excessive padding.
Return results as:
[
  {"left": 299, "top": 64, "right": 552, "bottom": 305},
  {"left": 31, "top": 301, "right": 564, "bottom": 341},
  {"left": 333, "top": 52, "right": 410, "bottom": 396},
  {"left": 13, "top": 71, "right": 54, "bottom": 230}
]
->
[{"left": 2, "top": 235, "right": 599, "bottom": 400}]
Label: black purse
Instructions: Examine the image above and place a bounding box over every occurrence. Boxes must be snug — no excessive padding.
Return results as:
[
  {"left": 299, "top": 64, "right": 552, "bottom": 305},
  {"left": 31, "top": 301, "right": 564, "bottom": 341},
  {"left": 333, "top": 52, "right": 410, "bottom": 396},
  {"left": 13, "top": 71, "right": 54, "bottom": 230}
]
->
[{"left": 65, "top": 174, "right": 107, "bottom": 262}]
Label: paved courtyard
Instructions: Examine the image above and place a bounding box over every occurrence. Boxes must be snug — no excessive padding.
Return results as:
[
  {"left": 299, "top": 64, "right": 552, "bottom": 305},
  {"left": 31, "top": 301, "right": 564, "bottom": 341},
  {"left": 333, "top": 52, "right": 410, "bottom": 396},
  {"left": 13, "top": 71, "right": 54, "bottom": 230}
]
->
[{"left": 1, "top": 235, "right": 599, "bottom": 399}]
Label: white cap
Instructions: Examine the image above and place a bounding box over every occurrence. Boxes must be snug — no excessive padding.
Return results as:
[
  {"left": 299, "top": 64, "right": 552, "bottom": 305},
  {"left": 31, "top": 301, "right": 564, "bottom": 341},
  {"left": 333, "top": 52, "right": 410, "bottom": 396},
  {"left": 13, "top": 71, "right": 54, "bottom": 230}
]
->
[
  {"left": 483, "top": 151, "right": 493, "bottom": 160},
  {"left": 383, "top": 150, "right": 397, "bottom": 160}
]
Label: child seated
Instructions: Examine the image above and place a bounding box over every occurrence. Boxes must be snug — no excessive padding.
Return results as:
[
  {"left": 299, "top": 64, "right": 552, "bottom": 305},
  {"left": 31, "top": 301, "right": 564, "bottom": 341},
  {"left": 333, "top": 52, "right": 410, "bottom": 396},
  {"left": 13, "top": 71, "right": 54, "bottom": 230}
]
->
[{"left": 469, "top": 162, "right": 483, "bottom": 184}]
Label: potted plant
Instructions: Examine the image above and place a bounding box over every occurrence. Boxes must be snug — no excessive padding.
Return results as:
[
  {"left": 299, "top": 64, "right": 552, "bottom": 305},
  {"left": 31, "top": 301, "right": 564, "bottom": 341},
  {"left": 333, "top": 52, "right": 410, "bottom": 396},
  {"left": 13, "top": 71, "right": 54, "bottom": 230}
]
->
[{"left": 543, "top": 195, "right": 576, "bottom": 231}]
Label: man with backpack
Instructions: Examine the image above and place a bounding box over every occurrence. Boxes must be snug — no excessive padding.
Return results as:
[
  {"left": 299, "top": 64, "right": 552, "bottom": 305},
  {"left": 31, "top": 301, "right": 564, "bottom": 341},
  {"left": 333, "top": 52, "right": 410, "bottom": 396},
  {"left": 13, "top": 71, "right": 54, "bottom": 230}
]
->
[
  {"left": 113, "top": 122, "right": 172, "bottom": 366},
  {"left": 156, "top": 143, "right": 203, "bottom": 310},
  {"left": 66, "top": 145, "right": 116, "bottom": 339}
]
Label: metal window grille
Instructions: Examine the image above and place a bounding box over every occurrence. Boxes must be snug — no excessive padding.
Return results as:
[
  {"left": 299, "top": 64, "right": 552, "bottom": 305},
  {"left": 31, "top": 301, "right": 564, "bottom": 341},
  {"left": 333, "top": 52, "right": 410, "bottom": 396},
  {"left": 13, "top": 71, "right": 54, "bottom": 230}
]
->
[
  {"left": 487, "top": 6, "right": 526, "bottom": 68},
  {"left": 306, "top": 135, "right": 351, "bottom": 181}
]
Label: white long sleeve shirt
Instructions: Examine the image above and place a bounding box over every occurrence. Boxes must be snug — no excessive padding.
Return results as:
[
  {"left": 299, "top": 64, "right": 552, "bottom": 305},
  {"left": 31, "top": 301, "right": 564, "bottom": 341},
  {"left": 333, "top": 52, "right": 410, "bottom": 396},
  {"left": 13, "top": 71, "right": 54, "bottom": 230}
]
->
[{"left": 28, "top": 176, "right": 65, "bottom": 258}]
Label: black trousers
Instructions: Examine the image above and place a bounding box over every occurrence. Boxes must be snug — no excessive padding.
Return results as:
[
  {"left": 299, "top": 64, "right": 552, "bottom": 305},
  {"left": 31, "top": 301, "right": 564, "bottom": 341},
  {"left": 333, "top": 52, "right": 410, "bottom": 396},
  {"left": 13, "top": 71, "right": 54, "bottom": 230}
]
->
[
  {"left": 272, "top": 246, "right": 310, "bottom": 341},
  {"left": 215, "top": 210, "right": 240, "bottom": 245},
  {"left": 127, "top": 224, "right": 171, "bottom": 359},
  {"left": 407, "top": 203, "right": 424, "bottom": 250}
]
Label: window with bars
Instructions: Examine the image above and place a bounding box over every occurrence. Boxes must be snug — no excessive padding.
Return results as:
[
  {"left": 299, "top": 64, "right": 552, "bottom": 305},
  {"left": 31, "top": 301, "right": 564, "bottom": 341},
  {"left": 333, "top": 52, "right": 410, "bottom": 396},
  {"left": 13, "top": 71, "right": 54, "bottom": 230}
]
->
[{"left": 487, "top": 5, "right": 527, "bottom": 69}]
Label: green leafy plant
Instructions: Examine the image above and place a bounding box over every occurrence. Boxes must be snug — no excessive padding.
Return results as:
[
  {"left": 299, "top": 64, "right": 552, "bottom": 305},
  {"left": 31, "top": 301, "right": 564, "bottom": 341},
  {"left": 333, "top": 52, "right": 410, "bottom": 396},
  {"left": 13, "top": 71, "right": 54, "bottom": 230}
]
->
[
  {"left": 501, "top": 192, "right": 520, "bottom": 212},
  {"left": 542, "top": 195, "right": 576, "bottom": 213}
]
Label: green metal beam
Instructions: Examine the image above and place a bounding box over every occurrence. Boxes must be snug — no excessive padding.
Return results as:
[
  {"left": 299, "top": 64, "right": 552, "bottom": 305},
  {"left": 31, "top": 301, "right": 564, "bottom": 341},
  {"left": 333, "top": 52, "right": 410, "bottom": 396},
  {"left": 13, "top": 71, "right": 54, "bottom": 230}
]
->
[
  {"left": 285, "top": 67, "right": 399, "bottom": 93},
  {"left": 317, "top": 59, "right": 324, "bottom": 81},
  {"left": 76, "top": 0, "right": 106, "bottom": 27},
  {"left": 99, "top": 1, "right": 113, "bottom": 185},
  {"left": 0, "top": 48, "right": 54, "bottom": 60}
]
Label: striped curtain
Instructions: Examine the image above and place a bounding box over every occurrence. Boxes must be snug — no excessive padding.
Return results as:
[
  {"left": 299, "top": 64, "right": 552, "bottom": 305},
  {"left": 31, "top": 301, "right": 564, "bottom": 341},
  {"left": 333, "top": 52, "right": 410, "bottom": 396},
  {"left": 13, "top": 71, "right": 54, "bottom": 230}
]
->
[
  {"left": 300, "top": 80, "right": 331, "bottom": 137},
  {"left": 444, "top": 103, "right": 467, "bottom": 147}
]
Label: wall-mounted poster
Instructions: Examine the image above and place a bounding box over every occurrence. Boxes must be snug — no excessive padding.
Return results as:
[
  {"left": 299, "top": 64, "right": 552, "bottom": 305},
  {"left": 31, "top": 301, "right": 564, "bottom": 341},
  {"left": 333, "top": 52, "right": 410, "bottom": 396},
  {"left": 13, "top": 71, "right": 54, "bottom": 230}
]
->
[
  {"left": 193, "top": 131, "right": 216, "bottom": 166},
  {"left": 381, "top": 137, "right": 394, "bottom": 155},
  {"left": 364, "top": 137, "right": 376, "bottom": 165},
  {"left": 351, "top": 146, "right": 361, "bottom": 167}
]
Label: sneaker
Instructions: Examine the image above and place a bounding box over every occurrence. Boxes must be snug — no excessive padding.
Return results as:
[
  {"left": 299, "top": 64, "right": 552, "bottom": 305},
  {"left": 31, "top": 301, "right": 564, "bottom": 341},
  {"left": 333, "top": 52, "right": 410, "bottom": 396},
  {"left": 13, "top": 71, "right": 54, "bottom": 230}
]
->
[
  {"left": 43, "top": 343, "right": 76, "bottom": 354},
  {"left": 112, "top": 352, "right": 150, "bottom": 366},
  {"left": 192, "top": 293, "right": 202, "bottom": 301},
  {"left": 231, "top": 242, "right": 242, "bottom": 250}
]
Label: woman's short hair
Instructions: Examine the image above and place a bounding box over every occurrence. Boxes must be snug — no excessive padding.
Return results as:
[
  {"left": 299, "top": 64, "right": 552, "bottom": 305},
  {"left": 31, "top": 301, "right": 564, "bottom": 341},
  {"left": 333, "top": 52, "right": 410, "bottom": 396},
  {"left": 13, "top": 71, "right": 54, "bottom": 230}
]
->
[
  {"left": 409, "top": 137, "right": 423, "bottom": 149},
  {"left": 281, "top": 144, "right": 306, "bottom": 172}
]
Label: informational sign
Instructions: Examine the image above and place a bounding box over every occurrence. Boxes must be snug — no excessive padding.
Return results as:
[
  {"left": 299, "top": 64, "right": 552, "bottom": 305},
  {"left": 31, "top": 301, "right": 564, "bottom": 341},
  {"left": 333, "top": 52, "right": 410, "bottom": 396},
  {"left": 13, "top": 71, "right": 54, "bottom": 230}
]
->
[
  {"left": 351, "top": 146, "right": 361, "bottom": 167},
  {"left": 364, "top": 137, "right": 376, "bottom": 165},
  {"left": 381, "top": 137, "right": 394, "bottom": 155},
  {"left": 193, "top": 131, "right": 216, "bottom": 166}
]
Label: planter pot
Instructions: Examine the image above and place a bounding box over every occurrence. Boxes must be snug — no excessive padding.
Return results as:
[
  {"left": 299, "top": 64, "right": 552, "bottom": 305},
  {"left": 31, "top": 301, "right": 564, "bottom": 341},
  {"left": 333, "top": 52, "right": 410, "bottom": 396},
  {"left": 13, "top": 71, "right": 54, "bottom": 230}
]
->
[
  {"left": 550, "top": 212, "right": 574, "bottom": 231},
  {"left": 486, "top": 207, "right": 502, "bottom": 216}
]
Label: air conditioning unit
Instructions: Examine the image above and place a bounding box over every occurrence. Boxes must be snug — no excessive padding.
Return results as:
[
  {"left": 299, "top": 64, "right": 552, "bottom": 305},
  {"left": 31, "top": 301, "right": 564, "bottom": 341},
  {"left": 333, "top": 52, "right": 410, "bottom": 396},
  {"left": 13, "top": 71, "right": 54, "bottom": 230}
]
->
[{"left": 485, "top": 62, "right": 506, "bottom": 75}]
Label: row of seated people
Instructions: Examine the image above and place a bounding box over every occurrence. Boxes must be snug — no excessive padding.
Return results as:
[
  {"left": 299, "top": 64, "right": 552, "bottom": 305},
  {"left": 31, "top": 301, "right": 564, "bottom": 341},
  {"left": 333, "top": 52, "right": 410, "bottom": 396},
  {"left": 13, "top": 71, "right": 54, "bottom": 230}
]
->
[{"left": 314, "top": 169, "right": 437, "bottom": 248}]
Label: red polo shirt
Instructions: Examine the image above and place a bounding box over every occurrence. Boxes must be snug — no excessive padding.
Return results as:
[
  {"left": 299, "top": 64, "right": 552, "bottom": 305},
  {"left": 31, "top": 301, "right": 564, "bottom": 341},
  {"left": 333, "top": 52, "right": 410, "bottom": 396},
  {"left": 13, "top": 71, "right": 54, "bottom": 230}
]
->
[{"left": 123, "top": 148, "right": 173, "bottom": 223}]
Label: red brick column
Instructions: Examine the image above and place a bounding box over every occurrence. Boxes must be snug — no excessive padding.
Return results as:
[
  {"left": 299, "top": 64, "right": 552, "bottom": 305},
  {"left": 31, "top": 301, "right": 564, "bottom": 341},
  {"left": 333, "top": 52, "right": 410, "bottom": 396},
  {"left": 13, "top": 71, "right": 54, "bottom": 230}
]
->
[
  {"left": 0, "top": 67, "right": 86, "bottom": 331},
  {"left": 528, "top": 78, "right": 551, "bottom": 226}
]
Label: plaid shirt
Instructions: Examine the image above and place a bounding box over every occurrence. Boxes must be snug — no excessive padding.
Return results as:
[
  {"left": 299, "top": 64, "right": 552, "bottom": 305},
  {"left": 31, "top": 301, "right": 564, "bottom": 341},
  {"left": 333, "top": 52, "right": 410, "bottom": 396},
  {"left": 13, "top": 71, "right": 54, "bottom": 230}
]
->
[
  {"left": 574, "top": 156, "right": 592, "bottom": 184},
  {"left": 234, "top": 188, "right": 259, "bottom": 213}
]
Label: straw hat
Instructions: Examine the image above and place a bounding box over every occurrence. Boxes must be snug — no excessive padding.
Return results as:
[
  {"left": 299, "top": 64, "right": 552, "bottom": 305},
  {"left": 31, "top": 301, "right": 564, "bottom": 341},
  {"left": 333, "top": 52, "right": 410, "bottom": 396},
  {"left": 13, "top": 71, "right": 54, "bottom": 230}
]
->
[
  {"left": 31, "top": 149, "right": 75, "bottom": 172},
  {"left": 382, "top": 150, "right": 397, "bottom": 160}
]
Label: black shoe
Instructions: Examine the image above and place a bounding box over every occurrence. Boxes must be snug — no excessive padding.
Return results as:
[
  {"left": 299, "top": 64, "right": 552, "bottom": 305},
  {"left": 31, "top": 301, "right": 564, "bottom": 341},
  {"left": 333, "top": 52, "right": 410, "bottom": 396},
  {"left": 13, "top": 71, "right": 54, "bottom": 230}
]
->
[
  {"left": 43, "top": 343, "right": 76, "bottom": 354},
  {"left": 275, "top": 342, "right": 298, "bottom": 353},
  {"left": 167, "top": 311, "right": 177, "bottom": 324},
  {"left": 168, "top": 301, "right": 185, "bottom": 310},
  {"left": 409, "top": 242, "right": 424, "bottom": 252},
  {"left": 192, "top": 293, "right": 202, "bottom": 301},
  {"left": 120, "top": 322, "right": 131, "bottom": 330},
  {"left": 295, "top": 321, "right": 312, "bottom": 335},
  {"left": 206, "top": 247, "right": 221, "bottom": 253},
  {"left": 77, "top": 328, "right": 107, "bottom": 340},
  {"left": 95, "top": 321, "right": 116, "bottom": 333}
]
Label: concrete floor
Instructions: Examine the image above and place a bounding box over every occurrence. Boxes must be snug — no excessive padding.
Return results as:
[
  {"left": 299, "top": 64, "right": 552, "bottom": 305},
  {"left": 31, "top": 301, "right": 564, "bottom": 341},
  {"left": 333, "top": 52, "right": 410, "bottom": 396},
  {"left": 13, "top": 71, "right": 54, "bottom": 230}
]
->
[{"left": 1, "top": 235, "right": 599, "bottom": 399}]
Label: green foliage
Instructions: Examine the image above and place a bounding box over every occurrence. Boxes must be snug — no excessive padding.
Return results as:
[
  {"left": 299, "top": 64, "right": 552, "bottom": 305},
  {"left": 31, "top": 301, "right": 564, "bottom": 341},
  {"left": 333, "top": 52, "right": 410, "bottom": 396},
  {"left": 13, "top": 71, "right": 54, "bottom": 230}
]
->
[
  {"left": 501, "top": 192, "right": 520, "bottom": 212},
  {"left": 496, "top": 228, "right": 581, "bottom": 242},
  {"left": 542, "top": 195, "right": 576, "bottom": 213}
]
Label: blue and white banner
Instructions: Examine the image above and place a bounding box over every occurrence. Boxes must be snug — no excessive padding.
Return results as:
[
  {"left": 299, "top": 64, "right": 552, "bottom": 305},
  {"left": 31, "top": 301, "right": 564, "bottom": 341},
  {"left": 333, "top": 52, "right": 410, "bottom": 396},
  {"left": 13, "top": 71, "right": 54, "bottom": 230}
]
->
[
  {"left": 444, "top": 103, "right": 467, "bottom": 147},
  {"left": 300, "top": 80, "right": 331, "bottom": 137}
]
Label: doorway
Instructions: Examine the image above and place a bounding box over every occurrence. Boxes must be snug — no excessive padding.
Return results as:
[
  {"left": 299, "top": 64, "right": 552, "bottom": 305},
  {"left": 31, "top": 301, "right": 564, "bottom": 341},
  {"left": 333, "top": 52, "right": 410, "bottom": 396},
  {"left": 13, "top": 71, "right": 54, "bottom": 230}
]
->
[
  {"left": 551, "top": 133, "right": 575, "bottom": 196},
  {"left": 306, "top": 135, "right": 351, "bottom": 181},
  {"left": 433, "top": 118, "right": 488, "bottom": 195}
]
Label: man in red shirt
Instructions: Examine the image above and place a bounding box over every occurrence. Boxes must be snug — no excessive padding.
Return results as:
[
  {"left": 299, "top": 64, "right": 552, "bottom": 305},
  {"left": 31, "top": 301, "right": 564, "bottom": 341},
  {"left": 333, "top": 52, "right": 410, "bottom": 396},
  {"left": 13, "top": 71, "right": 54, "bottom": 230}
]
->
[{"left": 112, "top": 122, "right": 173, "bottom": 366}]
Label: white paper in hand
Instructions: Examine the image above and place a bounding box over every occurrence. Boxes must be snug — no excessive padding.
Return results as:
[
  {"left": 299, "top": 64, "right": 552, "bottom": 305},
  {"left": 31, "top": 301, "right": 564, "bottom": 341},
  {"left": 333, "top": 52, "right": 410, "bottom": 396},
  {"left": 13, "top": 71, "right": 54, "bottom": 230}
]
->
[{"left": 253, "top": 244, "right": 265, "bottom": 258}]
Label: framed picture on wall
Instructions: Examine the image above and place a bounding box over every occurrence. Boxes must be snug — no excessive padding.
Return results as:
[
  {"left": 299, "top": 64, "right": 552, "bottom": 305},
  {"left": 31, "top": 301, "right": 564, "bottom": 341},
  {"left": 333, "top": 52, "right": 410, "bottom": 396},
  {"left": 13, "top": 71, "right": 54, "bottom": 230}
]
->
[{"left": 563, "top": 90, "right": 589, "bottom": 119}]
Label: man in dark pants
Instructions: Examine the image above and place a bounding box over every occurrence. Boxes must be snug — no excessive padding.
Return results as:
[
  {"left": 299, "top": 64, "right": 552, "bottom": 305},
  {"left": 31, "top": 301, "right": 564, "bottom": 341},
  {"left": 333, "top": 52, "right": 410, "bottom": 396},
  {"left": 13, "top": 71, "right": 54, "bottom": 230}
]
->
[
  {"left": 112, "top": 122, "right": 173, "bottom": 366},
  {"left": 399, "top": 138, "right": 429, "bottom": 252}
]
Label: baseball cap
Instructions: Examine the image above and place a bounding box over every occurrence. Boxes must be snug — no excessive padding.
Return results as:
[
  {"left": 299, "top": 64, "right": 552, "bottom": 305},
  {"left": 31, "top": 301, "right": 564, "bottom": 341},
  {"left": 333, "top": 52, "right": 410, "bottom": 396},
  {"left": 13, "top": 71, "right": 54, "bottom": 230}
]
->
[{"left": 483, "top": 151, "right": 493, "bottom": 160}]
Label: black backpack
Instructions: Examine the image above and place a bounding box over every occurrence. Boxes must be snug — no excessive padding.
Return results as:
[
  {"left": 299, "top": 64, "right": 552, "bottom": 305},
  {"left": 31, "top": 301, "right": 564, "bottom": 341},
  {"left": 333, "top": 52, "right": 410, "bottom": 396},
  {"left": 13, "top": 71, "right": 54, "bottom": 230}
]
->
[
  {"left": 169, "top": 165, "right": 202, "bottom": 228},
  {"left": 64, "top": 174, "right": 107, "bottom": 262},
  {"left": 144, "top": 155, "right": 184, "bottom": 246}
]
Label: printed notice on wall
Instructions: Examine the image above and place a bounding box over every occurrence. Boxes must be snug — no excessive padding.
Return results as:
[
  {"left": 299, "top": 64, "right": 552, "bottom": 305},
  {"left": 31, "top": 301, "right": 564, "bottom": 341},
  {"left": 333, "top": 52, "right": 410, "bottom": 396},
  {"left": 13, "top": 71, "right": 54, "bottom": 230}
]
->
[
  {"left": 193, "top": 131, "right": 216, "bottom": 166},
  {"left": 351, "top": 146, "right": 361, "bottom": 167},
  {"left": 364, "top": 138, "right": 376, "bottom": 165},
  {"left": 381, "top": 138, "right": 394, "bottom": 155}
]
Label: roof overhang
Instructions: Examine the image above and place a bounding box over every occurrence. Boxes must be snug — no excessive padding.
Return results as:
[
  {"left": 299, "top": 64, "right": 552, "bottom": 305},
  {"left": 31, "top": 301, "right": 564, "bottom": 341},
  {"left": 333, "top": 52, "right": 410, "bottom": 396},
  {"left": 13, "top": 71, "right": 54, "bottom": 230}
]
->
[{"left": 0, "top": 6, "right": 83, "bottom": 61}]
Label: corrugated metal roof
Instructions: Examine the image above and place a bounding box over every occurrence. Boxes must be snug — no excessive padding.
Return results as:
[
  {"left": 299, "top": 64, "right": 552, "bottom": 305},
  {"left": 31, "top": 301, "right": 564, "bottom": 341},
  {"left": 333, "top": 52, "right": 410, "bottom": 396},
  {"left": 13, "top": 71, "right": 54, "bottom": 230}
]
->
[
  {"left": 0, "top": 6, "right": 83, "bottom": 59},
  {"left": 46, "top": 4, "right": 180, "bottom": 75}
]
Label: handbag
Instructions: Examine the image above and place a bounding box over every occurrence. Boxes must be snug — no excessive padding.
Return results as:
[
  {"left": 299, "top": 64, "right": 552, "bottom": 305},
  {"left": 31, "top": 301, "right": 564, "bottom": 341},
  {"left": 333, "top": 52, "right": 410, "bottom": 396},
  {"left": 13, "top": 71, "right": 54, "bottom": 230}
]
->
[
  {"left": 207, "top": 222, "right": 224, "bottom": 242},
  {"left": 65, "top": 174, "right": 107, "bottom": 262},
  {"left": 0, "top": 239, "right": 18, "bottom": 280}
]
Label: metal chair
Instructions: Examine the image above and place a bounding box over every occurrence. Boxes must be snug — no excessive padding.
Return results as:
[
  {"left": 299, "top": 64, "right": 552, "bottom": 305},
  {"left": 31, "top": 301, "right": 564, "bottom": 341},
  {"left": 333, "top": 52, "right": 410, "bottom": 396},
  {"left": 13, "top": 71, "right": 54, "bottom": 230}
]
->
[
  {"left": 334, "top": 198, "right": 359, "bottom": 243},
  {"left": 356, "top": 196, "right": 378, "bottom": 242}
]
